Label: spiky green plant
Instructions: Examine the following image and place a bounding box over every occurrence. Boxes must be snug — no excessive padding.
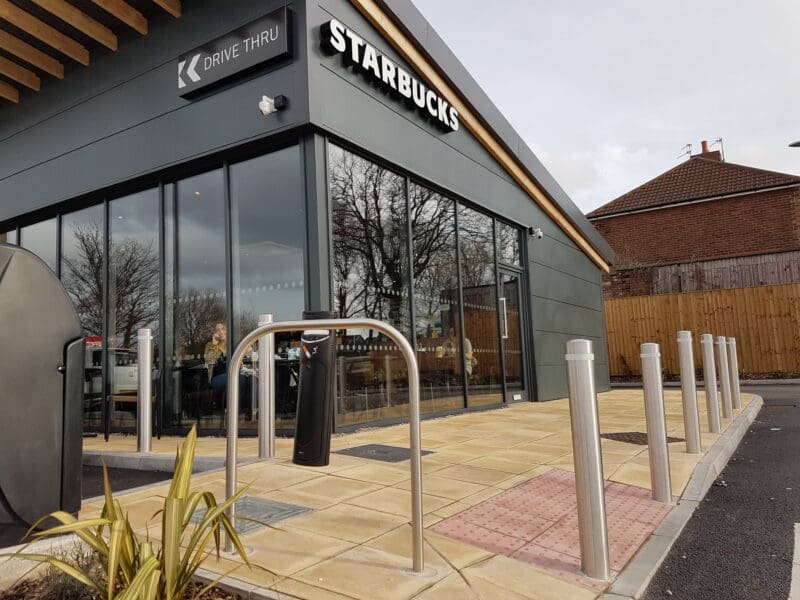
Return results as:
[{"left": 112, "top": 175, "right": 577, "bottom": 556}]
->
[{"left": 5, "top": 426, "right": 249, "bottom": 600}]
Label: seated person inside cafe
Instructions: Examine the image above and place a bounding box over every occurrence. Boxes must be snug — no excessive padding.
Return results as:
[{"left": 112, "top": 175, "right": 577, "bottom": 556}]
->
[{"left": 204, "top": 322, "right": 253, "bottom": 420}]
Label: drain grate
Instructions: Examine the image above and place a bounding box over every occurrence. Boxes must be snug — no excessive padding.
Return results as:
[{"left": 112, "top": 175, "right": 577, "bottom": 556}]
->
[
  {"left": 600, "top": 431, "right": 685, "bottom": 446},
  {"left": 191, "top": 496, "right": 309, "bottom": 535},
  {"left": 335, "top": 443, "right": 433, "bottom": 463}
]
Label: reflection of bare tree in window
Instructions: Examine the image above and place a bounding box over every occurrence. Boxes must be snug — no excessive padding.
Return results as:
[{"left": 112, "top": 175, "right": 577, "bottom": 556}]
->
[
  {"left": 330, "top": 147, "right": 407, "bottom": 329},
  {"left": 62, "top": 224, "right": 159, "bottom": 347},
  {"left": 409, "top": 184, "right": 458, "bottom": 334},
  {"left": 458, "top": 208, "right": 495, "bottom": 287},
  {"left": 174, "top": 290, "right": 226, "bottom": 357}
]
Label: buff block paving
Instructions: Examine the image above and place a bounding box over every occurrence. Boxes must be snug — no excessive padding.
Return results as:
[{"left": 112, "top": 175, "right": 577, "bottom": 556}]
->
[{"left": 79, "top": 390, "right": 754, "bottom": 599}]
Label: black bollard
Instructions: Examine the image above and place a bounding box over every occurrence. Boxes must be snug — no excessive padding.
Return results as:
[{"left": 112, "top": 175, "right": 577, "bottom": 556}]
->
[{"left": 292, "top": 311, "right": 337, "bottom": 466}]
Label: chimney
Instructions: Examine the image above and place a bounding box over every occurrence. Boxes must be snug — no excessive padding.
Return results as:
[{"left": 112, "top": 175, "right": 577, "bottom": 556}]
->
[{"left": 697, "top": 139, "right": 722, "bottom": 161}]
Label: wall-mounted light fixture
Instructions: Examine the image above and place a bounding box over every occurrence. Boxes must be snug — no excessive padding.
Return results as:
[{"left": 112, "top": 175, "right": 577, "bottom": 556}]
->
[
  {"left": 259, "top": 95, "right": 288, "bottom": 116},
  {"left": 528, "top": 226, "right": 543, "bottom": 239}
]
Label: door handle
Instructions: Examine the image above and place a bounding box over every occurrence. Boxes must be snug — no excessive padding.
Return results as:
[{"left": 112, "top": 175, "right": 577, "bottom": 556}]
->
[{"left": 500, "top": 297, "right": 508, "bottom": 339}]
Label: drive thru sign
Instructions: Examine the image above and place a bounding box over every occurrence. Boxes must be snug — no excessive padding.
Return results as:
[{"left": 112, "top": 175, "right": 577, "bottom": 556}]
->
[{"left": 177, "top": 7, "right": 290, "bottom": 96}]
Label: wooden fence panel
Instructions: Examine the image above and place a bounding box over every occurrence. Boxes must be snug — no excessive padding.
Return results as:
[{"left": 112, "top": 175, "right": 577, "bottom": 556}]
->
[{"left": 604, "top": 283, "right": 800, "bottom": 376}]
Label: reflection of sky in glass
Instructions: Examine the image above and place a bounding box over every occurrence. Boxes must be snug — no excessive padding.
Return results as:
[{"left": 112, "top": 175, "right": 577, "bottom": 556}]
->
[
  {"left": 177, "top": 170, "right": 226, "bottom": 294},
  {"left": 61, "top": 204, "right": 104, "bottom": 336},
  {"left": 231, "top": 146, "right": 305, "bottom": 330},
  {"left": 21, "top": 218, "right": 57, "bottom": 271},
  {"left": 62, "top": 205, "right": 103, "bottom": 261},
  {"left": 110, "top": 189, "right": 160, "bottom": 345},
  {"left": 497, "top": 222, "right": 521, "bottom": 266}
]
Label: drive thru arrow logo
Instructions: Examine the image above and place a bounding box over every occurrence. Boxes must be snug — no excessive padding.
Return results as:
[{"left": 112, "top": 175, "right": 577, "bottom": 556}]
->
[{"left": 178, "top": 54, "right": 201, "bottom": 89}]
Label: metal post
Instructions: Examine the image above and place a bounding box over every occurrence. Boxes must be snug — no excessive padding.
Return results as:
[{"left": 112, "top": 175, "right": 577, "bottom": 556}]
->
[
  {"left": 137, "top": 328, "right": 153, "bottom": 454},
  {"left": 715, "top": 336, "right": 733, "bottom": 419},
  {"left": 641, "top": 343, "right": 673, "bottom": 503},
  {"left": 700, "top": 334, "right": 721, "bottom": 433},
  {"left": 224, "top": 318, "right": 426, "bottom": 574},
  {"left": 565, "top": 339, "right": 610, "bottom": 581},
  {"left": 258, "top": 314, "right": 275, "bottom": 459},
  {"left": 677, "top": 331, "right": 702, "bottom": 454},
  {"left": 727, "top": 337, "right": 742, "bottom": 410}
]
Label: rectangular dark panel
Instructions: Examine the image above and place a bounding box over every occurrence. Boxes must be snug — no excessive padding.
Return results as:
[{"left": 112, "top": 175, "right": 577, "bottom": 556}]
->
[{"left": 178, "top": 7, "right": 290, "bottom": 96}]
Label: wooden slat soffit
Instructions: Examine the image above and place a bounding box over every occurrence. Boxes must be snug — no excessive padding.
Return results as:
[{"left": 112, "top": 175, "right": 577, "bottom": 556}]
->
[{"left": 0, "top": 0, "right": 181, "bottom": 103}]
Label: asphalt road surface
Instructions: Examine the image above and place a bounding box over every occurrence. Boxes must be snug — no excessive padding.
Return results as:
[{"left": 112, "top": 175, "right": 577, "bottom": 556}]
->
[{"left": 644, "top": 385, "right": 800, "bottom": 600}]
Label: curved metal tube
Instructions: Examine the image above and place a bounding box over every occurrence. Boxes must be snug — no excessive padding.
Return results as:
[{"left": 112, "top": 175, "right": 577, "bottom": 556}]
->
[{"left": 224, "top": 318, "right": 424, "bottom": 573}]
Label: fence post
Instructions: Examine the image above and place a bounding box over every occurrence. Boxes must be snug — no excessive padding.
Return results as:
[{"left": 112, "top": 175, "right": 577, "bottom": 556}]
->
[
  {"left": 715, "top": 336, "right": 733, "bottom": 420},
  {"left": 677, "top": 331, "right": 702, "bottom": 454},
  {"left": 641, "top": 343, "right": 673, "bottom": 503},
  {"left": 700, "top": 334, "right": 721, "bottom": 434},
  {"left": 137, "top": 328, "right": 153, "bottom": 454},
  {"left": 727, "top": 338, "right": 742, "bottom": 410},
  {"left": 566, "top": 339, "right": 610, "bottom": 581},
  {"left": 258, "top": 314, "right": 275, "bottom": 459}
]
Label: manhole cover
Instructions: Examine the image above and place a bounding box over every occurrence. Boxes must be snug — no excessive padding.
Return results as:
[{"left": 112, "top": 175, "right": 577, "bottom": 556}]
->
[
  {"left": 600, "top": 432, "right": 685, "bottom": 446},
  {"left": 191, "top": 496, "right": 309, "bottom": 535},
  {"left": 335, "top": 443, "right": 433, "bottom": 463}
]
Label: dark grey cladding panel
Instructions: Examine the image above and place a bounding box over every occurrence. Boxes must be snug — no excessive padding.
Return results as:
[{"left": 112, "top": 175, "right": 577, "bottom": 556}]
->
[
  {"left": 314, "top": 64, "right": 543, "bottom": 228},
  {"left": 0, "top": 0, "right": 307, "bottom": 223},
  {"left": 530, "top": 235, "right": 603, "bottom": 285},
  {"left": 0, "top": 69, "right": 301, "bottom": 222},
  {"left": 379, "top": 0, "right": 614, "bottom": 264},
  {"left": 531, "top": 263, "right": 603, "bottom": 312},
  {"left": 531, "top": 296, "right": 605, "bottom": 339},
  {"left": 534, "top": 331, "right": 609, "bottom": 368},
  {"left": 536, "top": 364, "right": 610, "bottom": 401}
]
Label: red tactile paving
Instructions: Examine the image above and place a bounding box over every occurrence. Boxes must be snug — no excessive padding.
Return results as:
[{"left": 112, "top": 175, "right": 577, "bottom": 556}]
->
[{"left": 429, "top": 468, "right": 672, "bottom": 587}]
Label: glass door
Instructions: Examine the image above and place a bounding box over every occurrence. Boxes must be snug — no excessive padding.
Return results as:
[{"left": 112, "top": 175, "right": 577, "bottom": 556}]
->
[{"left": 499, "top": 269, "right": 526, "bottom": 402}]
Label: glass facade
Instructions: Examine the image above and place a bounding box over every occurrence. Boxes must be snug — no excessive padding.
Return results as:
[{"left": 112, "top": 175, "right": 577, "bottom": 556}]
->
[
  {"left": 108, "top": 190, "right": 160, "bottom": 430},
  {"left": 61, "top": 205, "right": 105, "bottom": 429},
  {"left": 5, "top": 144, "right": 305, "bottom": 435},
  {"left": 21, "top": 218, "right": 57, "bottom": 272},
  {"left": 330, "top": 143, "right": 526, "bottom": 423},
  {"left": 5, "top": 138, "right": 527, "bottom": 433}
]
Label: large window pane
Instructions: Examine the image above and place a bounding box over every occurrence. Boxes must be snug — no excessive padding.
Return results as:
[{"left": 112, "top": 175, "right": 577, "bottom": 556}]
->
[
  {"left": 410, "top": 183, "right": 464, "bottom": 413},
  {"left": 330, "top": 144, "right": 411, "bottom": 427},
  {"left": 165, "top": 170, "right": 228, "bottom": 431},
  {"left": 60, "top": 205, "right": 105, "bottom": 429},
  {"left": 458, "top": 205, "right": 503, "bottom": 406},
  {"left": 497, "top": 221, "right": 521, "bottom": 266},
  {"left": 108, "top": 190, "right": 160, "bottom": 430},
  {"left": 21, "top": 218, "right": 57, "bottom": 272},
  {"left": 2, "top": 229, "right": 16, "bottom": 244},
  {"left": 231, "top": 146, "right": 305, "bottom": 432}
]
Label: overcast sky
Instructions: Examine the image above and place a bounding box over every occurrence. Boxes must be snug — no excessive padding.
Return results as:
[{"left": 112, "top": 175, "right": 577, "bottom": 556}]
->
[{"left": 411, "top": 0, "right": 800, "bottom": 214}]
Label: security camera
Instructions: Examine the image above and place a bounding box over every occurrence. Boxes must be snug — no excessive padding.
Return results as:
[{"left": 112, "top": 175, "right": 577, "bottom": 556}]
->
[
  {"left": 528, "top": 226, "right": 543, "bottom": 239},
  {"left": 259, "top": 94, "right": 288, "bottom": 116}
]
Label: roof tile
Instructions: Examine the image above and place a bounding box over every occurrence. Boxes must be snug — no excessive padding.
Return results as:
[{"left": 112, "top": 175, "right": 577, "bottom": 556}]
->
[{"left": 588, "top": 156, "right": 800, "bottom": 218}]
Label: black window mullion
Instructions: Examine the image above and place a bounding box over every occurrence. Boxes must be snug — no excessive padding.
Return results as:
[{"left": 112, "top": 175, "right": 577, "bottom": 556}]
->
[
  {"left": 101, "top": 199, "right": 110, "bottom": 440},
  {"left": 404, "top": 176, "right": 416, "bottom": 354},
  {"left": 494, "top": 219, "right": 509, "bottom": 403},
  {"left": 453, "top": 201, "right": 468, "bottom": 409},
  {"left": 223, "top": 161, "right": 234, "bottom": 431},
  {"left": 55, "top": 213, "right": 62, "bottom": 279},
  {"left": 157, "top": 182, "right": 166, "bottom": 439}
]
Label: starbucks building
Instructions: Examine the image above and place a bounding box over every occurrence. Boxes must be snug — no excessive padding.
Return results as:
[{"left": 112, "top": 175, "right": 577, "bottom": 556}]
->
[{"left": 0, "top": 0, "right": 614, "bottom": 437}]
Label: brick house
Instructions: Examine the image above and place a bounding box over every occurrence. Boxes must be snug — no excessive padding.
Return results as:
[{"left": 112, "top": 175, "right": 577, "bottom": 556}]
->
[{"left": 587, "top": 141, "right": 800, "bottom": 298}]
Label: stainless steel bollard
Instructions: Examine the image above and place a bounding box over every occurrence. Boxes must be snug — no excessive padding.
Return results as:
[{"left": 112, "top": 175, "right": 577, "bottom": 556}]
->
[
  {"left": 700, "top": 334, "right": 721, "bottom": 433},
  {"left": 258, "top": 314, "right": 276, "bottom": 459},
  {"left": 137, "top": 328, "right": 153, "bottom": 453},
  {"left": 224, "top": 318, "right": 426, "bottom": 574},
  {"left": 566, "top": 339, "right": 610, "bottom": 581},
  {"left": 715, "top": 336, "right": 733, "bottom": 419},
  {"left": 641, "top": 343, "right": 673, "bottom": 503},
  {"left": 676, "top": 331, "right": 702, "bottom": 454},
  {"left": 727, "top": 338, "right": 742, "bottom": 410}
]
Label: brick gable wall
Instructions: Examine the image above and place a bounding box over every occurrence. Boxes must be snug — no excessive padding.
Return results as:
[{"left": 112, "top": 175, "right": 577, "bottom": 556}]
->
[{"left": 591, "top": 186, "right": 800, "bottom": 268}]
